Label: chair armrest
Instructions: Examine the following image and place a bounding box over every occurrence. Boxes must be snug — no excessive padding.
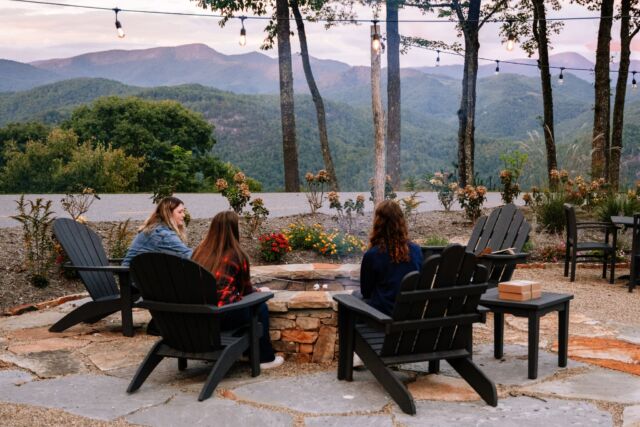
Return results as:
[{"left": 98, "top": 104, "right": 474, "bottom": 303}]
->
[
  {"left": 479, "top": 252, "right": 529, "bottom": 262},
  {"left": 333, "top": 294, "right": 393, "bottom": 324},
  {"left": 477, "top": 305, "right": 489, "bottom": 323},
  {"left": 63, "top": 262, "right": 129, "bottom": 273},
  {"left": 212, "top": 291, "right": 274, "bottom": 314},
  {"left": 138, "top": 292, "right": 274, "bottom": 315},
  {"left": 576, "top": 222, "right": 618, "bottom": 230}
]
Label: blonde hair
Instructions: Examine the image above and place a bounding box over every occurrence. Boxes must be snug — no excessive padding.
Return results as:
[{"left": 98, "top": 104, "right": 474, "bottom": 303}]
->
[
  {"left": 140, "top": 196, "right": 187, "bottom": 242},
  {"left": 192, "top": 211, "right": 250, "bottom": 289}
]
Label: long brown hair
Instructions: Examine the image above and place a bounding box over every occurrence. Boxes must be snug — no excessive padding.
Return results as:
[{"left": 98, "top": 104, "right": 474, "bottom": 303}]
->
[
  {"left": 369, "top": 200, "right": 410, "bottom": 263},
  {"left": 192, "top": 211, "right": 250, "bottom": 281},
  {"left": 140, "top": 196, "right": 187, "bottom": 242}
]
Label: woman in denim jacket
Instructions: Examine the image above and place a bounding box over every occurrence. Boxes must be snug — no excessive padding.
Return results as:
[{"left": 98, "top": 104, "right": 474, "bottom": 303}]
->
[{"left": 122, "top": 196, "right": 192, "bottom": 266}]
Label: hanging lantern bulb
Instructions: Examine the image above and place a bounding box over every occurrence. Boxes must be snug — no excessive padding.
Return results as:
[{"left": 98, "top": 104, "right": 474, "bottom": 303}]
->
[
  {"left": 558, "top": 67, "right": 565, "bottom": 85},
  {"left": 495, "top": 60, "right": 500, "bottom": 75},
  {"left": 113, "top": 7, "right": 125, "bottom": 38},
  {"left": 371, "top": 21, "right": 381, "bottom": 53},
  {"left": 506, "top": 33, "right": 516, "bottom": 51},
  {"left": 239, "top": 16, "right": 247, "bottom": 46},
  {"left": 633, "top": 71, "right": 637, "bottom": 89},
  {"left": 436, "top": 50, "right": 440, "bottom": 67}
]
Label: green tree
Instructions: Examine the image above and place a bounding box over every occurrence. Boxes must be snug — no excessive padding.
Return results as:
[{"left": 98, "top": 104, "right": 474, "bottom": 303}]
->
[
  {"left": 62, "top": 96, "right": 216, "bottom": 190},
  {"left": 0, "top": 128, "right": 142, "bottom": 193},
  {"left": 0, "top": 121, "right": 51, "bottom": 166}
]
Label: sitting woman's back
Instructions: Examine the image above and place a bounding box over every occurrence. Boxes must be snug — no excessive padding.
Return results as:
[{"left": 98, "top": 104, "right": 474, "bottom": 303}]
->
[{"left": 360, "top": 200, "right": 423, "bottom": 316}]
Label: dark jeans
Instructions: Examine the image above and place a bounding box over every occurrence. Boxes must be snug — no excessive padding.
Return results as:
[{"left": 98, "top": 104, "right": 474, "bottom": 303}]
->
[{"left": 220, "top": 302, "right": 275, "bottom": 363}]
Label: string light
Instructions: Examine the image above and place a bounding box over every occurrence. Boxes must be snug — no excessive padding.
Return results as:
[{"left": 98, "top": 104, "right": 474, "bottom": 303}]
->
[
  {"left": 239, "top": 16, "right": 246, "bottom": 46},
  {"left": 113, "top": 7, "right": 124, "bottom": 38},
  {"left": 633, "top": 71, "right": 637, "bottom": 89},
  {"left": 495, "top": 60, "right": 500, "bottom": 75},
  {"left": 371, "top": 20, "right": 381, "bottom": 53},
  {"left": 506, "top": 33, "right": 516, "bottom": 51},
  {"left": 436, "top": 50, "right": 440, "bottom": 67},
  {"left": 559, "top": 67, "right": 564, "bottom": 84}
]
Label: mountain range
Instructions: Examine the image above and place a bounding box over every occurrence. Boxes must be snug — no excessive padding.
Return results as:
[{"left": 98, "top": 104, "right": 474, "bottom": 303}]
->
[{"left": 0, "top": 44, "right": 639, "bottom": 190}]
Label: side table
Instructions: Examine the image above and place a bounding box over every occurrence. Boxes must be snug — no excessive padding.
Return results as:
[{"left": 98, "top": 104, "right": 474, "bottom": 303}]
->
[{"left": 479, "top": 289, "right": 574, "bottom": 379}]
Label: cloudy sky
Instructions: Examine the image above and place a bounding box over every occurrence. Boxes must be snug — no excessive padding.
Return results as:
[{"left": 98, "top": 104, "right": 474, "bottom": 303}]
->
[{"left": 0, "top": 0, "right": 635, "bottom": 67}]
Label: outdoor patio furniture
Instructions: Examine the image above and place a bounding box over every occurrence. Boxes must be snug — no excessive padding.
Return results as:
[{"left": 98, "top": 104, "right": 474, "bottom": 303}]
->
[
  {"left": 50, "top": 218, "right": 137, "bottom": 336},
  {"left": 333, "top": 244, "right": 497, "bottom": 415},
  {"left": 631, "top": 214, "right": 640, "bottom": 292},
  {"left": 479, "top": 289, "right": 573, "bottom": 379},
  {"left": 127, "top": 252, "right": 273, "bottom": 401},
  {"left": 563, "top": 204, "right": 617, "bottom": 283},
  {"left": 421, "top": 203, "right": 530, "bottom": 287}
]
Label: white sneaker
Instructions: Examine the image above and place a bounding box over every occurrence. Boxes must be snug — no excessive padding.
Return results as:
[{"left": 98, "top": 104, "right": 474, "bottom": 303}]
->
[
  {"left": 353, "top": 353, "right": 364, "bottom": 368},
  {"left": 260, "top": 355, "right": 284, "bottom": 370}
]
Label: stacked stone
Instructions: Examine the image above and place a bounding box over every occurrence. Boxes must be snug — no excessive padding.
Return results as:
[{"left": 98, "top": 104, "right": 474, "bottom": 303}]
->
[{"left": 266, "top": 291, "right": 345, "bottom": 363}]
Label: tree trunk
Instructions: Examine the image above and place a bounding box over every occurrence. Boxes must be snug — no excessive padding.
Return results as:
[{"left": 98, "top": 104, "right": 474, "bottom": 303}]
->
[
  {"left": 591, "top": 0, "right": 614, "bottom": 180},
  {"left": 276, "top": 0, "right": 300, "bottom": 191},
  {"left": 610, "top": 0, "right": 634, "bottom": 191},
  {"left": 386, "top": 0, "right": 401, "bottom": 190},
  {"left": 371, "top": 24, "right": 386, "bottom": 207},
  {"left": 457, "top": 0, "right": 481, "bottom": 187},
  {"left": 532, "top": 0, "right": 557, "bottom": 186},
  {"left": 290, "top": 0, "right": 339, "bottom": 191}
]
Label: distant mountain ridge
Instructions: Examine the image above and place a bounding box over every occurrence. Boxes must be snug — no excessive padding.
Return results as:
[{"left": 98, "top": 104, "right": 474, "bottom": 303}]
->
[{"left": 0, "top": 43, "right": 612, "bottom": 94}]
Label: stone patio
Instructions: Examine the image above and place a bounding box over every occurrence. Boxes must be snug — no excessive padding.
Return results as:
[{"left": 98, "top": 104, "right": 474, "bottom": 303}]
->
[{"left": 1, "top": 264, "right": 640, "bottom": 426}]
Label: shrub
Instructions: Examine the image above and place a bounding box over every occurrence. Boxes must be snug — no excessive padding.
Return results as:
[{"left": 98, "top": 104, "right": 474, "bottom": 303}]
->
[
  {"left": 304, "top": 170, "right": 330, "bottom": 214},
  {"left": 328, "top": 192, "right": 365, "bottom": 233},
  {"left": 61, "top": 187, "right": 99, "bottom": 222},
  {"left": 399, "top": 192, "right": 422, "bottom": 225},
  {"left": 312, "top": 230, "right": 366, "bottom": 257},
  {"left": 284, "top": 222, "right": 323, "bottom": 250},
  {"left": 424, "top": 235, "right": 449, "bottom": 246},
  {"left": 258, "top": 233, "right": 291, "bottom": 262},
  {"left": 369, "top": 175, "right": 397, "bottom": 202},
  {"left": 216, "top": 172, "right": 251, "bottom": 214},
  {"left": 12, "top": 196, "right": 55, "bottom": 287},
  {"left": 426, "top": 171, "right": 457, "bottom": 211},
  {"left": 244, "top": 198, "right": 270, "bottom": 237},
  {"left": 536, "top": 192, "right": 566, "bottom": 233},
  {"left": 536, "top": 241, "right": 566, "bottom": 263},
  {"left": 456, "top": 185, "right": 487, "bottom": 223},
  {"left": 498, "top": 151, "right": 527, "bottom": 204},
  {"left": 107, "top": 219, "right": 135, "bottom": 259}
]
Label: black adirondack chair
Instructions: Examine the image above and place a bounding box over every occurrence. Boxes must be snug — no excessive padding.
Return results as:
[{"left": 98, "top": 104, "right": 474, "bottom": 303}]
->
[
  {"left": 563, "top": 204, "right": 617, "bottom": 283},
  {"left": 630, "top": 214, "right": 640, "bottom": 292},
  {"left": 334, "top": 245, "right": 497, "bottom": 415},
  {"left": 422, "top": 203, "right": 530, "bottom": 287},
  {"left": 127, "top": 252, "right": 273, "bottom": 401},
  {"left": 50, "top": 218, "right": 137, "bottom": 336}
]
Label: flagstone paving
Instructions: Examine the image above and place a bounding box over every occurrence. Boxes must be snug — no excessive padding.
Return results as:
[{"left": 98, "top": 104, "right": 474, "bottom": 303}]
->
[{"left": 1, "top": 295, "right": 640, "bottom": 425}]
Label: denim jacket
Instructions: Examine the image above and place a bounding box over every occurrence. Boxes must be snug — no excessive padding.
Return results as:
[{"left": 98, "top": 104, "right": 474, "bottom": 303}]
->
[{"left": 122, "top": 224, "right": 192, "bottom": 266}]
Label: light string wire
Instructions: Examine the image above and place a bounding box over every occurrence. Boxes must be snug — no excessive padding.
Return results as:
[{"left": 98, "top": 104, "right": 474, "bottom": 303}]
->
[
  {"left": 7, "top": 0, "right": 639, "bottom": 77},
  {"left": 6, "top": 0, "right": 634, "bottom": 23}
]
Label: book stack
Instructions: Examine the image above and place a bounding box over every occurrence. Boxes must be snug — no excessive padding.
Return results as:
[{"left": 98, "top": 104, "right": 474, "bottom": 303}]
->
[{"left": 498, "top": 280, "right": 541, "bottom": 301}]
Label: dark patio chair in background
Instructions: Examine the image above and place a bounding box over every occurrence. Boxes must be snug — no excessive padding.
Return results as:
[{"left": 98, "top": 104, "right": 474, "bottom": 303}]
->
[
  {"left": 422, "top": 203, "right": 530, "bottom": 287},
  {"left": 563, "top": 204, "right": 617, "bottom": 283},
  {"left": 127, "top": 252, "right": 273, "bottom": 401},
  {"left": 333, "top": 245, "right": 497, "bottom": 415},
  {"left": 630, "top": 214, "right": 640, "bottom": 292},
  {"left": 50, "top": 218, "right": 137, "bottom": 336}
]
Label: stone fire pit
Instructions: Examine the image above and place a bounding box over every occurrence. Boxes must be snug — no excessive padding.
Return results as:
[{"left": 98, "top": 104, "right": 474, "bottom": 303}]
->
[{"left": 251, "top": 264, "right": 360, "bottom": 363}]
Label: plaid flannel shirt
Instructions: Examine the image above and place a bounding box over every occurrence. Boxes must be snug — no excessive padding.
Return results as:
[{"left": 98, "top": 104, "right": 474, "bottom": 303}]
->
[{"left": 214, "top": 255, "right": 253, "bottom": 307}]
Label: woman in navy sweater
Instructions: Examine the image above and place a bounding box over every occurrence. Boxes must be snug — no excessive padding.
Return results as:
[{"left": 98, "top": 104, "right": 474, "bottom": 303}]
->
[{"left": 360, "top": 200, "right": 423, "bottom": 315}]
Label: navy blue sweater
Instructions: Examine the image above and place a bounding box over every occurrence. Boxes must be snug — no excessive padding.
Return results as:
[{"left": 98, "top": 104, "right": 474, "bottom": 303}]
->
[{"left": 360, "top": 242, "right": 423, "bottom": 316}]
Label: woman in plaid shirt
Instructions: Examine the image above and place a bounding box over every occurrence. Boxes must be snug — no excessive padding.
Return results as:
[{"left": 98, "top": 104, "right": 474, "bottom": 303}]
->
[{"left": 192, "top": 211, "right": 283, "bottom": 369}]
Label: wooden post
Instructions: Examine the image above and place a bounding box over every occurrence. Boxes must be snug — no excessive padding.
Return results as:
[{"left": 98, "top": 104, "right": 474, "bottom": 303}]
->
[{"left": 371, "top": 23, "right": 385, "bottom": 207}]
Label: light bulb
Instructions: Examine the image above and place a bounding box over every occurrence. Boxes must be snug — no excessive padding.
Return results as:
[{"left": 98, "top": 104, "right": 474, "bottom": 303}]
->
[
  {"left": 239, "top": 28, "right": 246, "bottom": 46},
  {"left": 506, "top": 34, "right": 515, "bottom": 51},
  {"left": 372, "top": 34, "right": 381, "bottom": 52},
  {"left": 116, "top": 21, "right": 125, "bottom": 38}
]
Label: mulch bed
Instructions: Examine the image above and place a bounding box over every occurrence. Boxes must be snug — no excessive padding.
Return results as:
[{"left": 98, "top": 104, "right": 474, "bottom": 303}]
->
[{"left": 1, "top": 207, "right": 633, "bottom": 315}]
